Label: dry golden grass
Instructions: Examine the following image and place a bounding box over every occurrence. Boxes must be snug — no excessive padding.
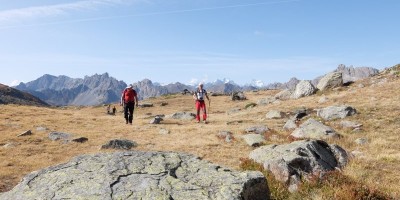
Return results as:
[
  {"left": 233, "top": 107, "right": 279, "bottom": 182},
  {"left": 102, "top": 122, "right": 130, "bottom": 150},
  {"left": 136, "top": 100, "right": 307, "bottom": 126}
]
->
[{"left": 0, "top": 72, "right": 399, "bottom": 198}]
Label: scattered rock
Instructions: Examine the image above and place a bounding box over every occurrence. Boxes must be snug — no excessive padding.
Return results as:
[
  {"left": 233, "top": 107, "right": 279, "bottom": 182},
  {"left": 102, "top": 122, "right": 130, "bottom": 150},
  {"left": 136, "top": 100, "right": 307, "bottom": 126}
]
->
[
  {"left": 291, "top": 118, "right": 340, "bottom": 139},
  {"left": 245, "top": 125, "right": 269, "bottom": 135},
  {"left": 358, "top": 84, "right": 365, "bottom": 88},
  {"left": 218, "top": 131, "right": 234, "bottom": 143},
  {"left": 226, "top": 108, "right": 241, "bottom": 115},
  {"left": 181, "top": 89, "right": 192, "bottom": 95},
  {"left": 231, "top": 92, "right": 247, "bottom": 101},
  {"left": 17, "top": 130, "right": 32, "bottom": 137},
  {"left": 317, "top": 105, "right": 357, "bottom": 120},
  {"left": 226, "top": 120, "right": 244, "bottom": 125},
  {"left": 355, "top": 138, "right": 368, "bottom": 145},
  {"left": 36, "top": 127, "right": 48, "bottom": 131},
  {"left": 293, "top": 108, "right": 308, "bottom": 120},
  {"left": 2, "top": 142, "right": 20, "bottom": 149},
  {"left": 159, "top": 128, "right": 170, "bottom": 135},
  {"left": 101, "top": 139, "right": 137, "bottom": 150},
  {"left": 0, "top": 151, "right": 270, "bottom": 200},
  {"left": 340, "top": 120, "right": 363, "bottom": 129},
  {"left": 160, "top": 102, "right": 168, "bottom": 106},
  {"left": 283, "top": 119, "right": 297, "bottom": 130},
  {"left": 318, "top": 96, "right": 329, "bottom": 104},
  {"left": 266, "top": 110, "right": 284, "bottom": 119},
  {"left": 168, "top": 112, "right": 196, "bottom": 120},
  {"left": 249, "top": 140, "right": 348, "bottom": 190},
  {"left": 139, "top": 103, "right": 154, "bottom": 108},
  {"left": 291, "top": 80, "right": 316, "bottom": 99},
  {"left": 150, "top": 116, "right": 163, "bottom": 124},
  {"left": 72, "top": 137, "right": 88, "bottom": 143},
  {"left": 317, "top": 72, "right": 343, "bottom": 91},
  {"left": 48, "top": 132, "right": 72, "bottom": 141},
  {"left": 274, "top": 89, "right": 292, "bottom": 100},
  {"left": 257, "top": 97, "right": 276, "bottom": 105},
  {"left": 242, "top": 134, "right": 265, "bottom": 147},
  {"left": 351, "top": 150, "right": 365, "bottom": 158}
]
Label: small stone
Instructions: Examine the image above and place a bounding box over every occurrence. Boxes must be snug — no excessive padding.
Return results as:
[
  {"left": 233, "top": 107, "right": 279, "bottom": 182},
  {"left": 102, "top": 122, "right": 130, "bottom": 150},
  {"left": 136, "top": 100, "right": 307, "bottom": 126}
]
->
[
  {"left": 72, "top": 137, "right": 88, "bottom": 143},
  {"left": 150, "top": 116, "right": 163, "bottom": 124},
  {"left": 242, "top": 134, "right": 265, "bottom": 147},
  {"left": 159, "top": 128, "right": 170, "bottom": 135},
  {"left": 265, "top": 110, "right": 284, "bottom": 119},
  {"left": 36, "top": 127, "right": 48, "bottom": 131},
  {"left": 245, "top": 125, "right": 269, "bottom": 135},
  {"left": 48, "top": 132, "right": 72, "bottom": 141},
  {"left": 283, "top": 119, "right": 297, "bottom": 130},
  {"left": 355, "top": 138, "right": 368, "bottom": 145},
  {"left": 17, "top": 130, "right": 32, "bottom": 137}
]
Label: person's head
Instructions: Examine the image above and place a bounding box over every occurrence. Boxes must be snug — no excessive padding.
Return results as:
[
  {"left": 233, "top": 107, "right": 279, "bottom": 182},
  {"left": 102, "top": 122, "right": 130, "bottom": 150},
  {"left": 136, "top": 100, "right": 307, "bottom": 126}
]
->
[
  {"left": 127, "top": 84, "right": 133, "bottom": 89},
  {"left": 198, "top": 83, "right": 204, "bottom": 89}
]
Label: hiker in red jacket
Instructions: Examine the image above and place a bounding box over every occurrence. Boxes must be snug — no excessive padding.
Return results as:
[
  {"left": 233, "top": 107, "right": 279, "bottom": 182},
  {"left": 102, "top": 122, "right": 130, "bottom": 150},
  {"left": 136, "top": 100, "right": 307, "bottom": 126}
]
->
[
  {"left": 120, "top": 84, "right": 138, "bottom": 125},
  {"left": 193, "top": 83, "right": 210, "bottom": 123}
]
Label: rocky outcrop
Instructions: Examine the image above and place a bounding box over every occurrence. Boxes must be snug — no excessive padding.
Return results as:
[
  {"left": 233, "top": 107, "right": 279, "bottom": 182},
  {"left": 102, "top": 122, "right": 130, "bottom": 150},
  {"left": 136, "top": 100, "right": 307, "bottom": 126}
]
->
[
  {"left": 1, "top": 151, "right": 270, "bottom": 200},
  {"left": 291, "top": 118, "right": 340, "bottom": 139},
  {"left": 317, "top": 72, "right": 343, "bottom": 91},
  {"left": 317, "top": 105, "right": 357, "bottom": 120},
  {"left": 249, "top": 140, "right": 348, "bottom": 191},
  {"left": 291, "top": 80, "right": 316, "bottom": 99}
]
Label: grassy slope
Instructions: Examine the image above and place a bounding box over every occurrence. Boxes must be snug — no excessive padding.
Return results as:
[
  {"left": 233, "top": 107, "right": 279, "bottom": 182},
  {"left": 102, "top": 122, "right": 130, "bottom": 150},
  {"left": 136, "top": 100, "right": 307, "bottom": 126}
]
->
[{"left": 0, "top": 72, "right": 399, "bottom": 198}]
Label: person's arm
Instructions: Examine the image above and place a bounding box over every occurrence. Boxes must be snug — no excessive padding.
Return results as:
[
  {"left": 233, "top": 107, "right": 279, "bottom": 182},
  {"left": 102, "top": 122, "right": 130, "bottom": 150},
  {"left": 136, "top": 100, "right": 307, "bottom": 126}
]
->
[
  {"left": 135, "top": 93, "right": 139, "bottom": 107},
  {"left": 120, "top": 90, "right": 125, "bottom": 106},
  {"left": 193, "top": 92, "right": 197, "bottom": 100}
]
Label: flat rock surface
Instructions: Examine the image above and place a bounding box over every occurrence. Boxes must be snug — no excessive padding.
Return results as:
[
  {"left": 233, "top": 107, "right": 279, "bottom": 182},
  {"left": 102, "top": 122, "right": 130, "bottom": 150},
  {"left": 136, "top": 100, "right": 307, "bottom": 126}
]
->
[
  {"left": 291, "top": 118, "right": 340, "bottom": 139},
  {"left": 1, "top": 151, "right": 270, "bottom": 200}
]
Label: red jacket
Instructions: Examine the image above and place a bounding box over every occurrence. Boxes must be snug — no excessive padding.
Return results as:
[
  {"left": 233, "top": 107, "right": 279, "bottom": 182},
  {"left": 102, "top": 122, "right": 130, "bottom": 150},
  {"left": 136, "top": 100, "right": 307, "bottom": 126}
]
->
[{"left": 121, "top": 88, "right": 137, "bottom": 104}]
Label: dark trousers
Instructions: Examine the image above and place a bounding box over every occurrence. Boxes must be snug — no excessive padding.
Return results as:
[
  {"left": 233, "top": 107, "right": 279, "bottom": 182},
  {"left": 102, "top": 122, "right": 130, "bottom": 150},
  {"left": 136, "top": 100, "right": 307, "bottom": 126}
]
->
[{"left": 124, "top": 102, "right": 135, "bottom": 124}]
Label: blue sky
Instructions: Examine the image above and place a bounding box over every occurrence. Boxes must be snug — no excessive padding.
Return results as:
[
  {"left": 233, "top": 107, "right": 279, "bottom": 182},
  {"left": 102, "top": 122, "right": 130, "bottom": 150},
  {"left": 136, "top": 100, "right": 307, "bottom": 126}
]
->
[{"left": 0, "top": 0, "right": 399, "bottom": 86}]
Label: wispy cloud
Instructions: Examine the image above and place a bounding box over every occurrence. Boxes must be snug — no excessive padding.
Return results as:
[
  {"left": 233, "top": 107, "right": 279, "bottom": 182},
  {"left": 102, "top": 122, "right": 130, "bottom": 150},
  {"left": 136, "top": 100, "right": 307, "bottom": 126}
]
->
[{"left": 0, "top": 0, "right": 136, "bottom": 24}]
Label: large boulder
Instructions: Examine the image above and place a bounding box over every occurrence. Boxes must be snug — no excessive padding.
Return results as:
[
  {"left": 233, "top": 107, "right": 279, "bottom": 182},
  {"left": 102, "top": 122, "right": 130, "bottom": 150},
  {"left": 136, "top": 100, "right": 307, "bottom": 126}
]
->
[
  {"left": 231, "top": 92, "right": 247, "bottom": 101},
  {"left": 291, "top": 80, "right": 316, "bottom": 99},
  {"left": 317, "top": 105, "right": 357, "bottom": 120},
  {"left": 316, "top": 72, "right": 343, "bottom": 91},
  {"left": 265, "top": 110, "right": 284, "bottom": 119},
  {"left": 274, "top": 89, "right": 292, "bottom": 100},
  {"left": 1, "top": 151, "right": 270, "bottom": 200},
  {"left": 242, "top": 134, "right": 266, "bottom": 147},
  {"left": 249, "top": 140, "right": 348, "bottom": 190},
  {"left": 291, "top": 118, "right": 340, "bottom": 139}
]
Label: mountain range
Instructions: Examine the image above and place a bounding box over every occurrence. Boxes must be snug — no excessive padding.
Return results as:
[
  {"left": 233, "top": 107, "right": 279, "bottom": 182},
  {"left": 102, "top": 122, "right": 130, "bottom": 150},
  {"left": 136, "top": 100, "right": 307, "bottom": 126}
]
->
[
  {"left": 11, "top": 64, "right": 380, "bottom": 106},
  {"left": 0, "top": 83, "right": 48, "bottom": 106}
]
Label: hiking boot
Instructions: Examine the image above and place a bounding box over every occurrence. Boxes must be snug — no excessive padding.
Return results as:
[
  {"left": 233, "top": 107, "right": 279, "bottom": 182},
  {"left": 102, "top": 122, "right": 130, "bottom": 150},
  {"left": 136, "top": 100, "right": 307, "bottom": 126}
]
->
[{"left": 203, "top": 121, "right": 208, "bottom": 124}]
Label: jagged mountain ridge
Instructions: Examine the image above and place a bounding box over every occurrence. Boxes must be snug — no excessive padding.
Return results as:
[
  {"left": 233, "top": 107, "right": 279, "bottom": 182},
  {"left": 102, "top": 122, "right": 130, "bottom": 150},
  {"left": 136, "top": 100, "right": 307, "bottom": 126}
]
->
[
  {"left": 13, "top": 64, "right": 381, "bottom": 106},
  {"left": 0, "top": 83, "right": 48, "bottom": 106},
  {"left": 15, "top": 73, "right": 127, "bottom": 106}
]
